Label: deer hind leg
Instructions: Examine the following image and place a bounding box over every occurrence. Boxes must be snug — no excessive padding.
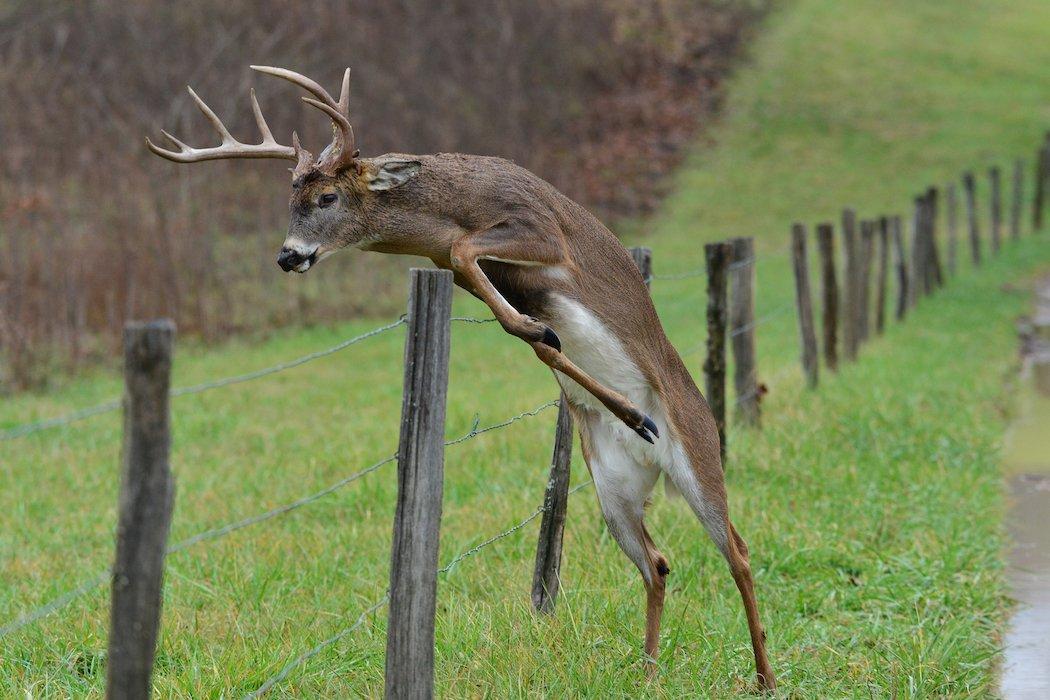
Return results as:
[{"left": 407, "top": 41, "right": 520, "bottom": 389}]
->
[
  {"left": 578, "top": 409, "right": 668, "bottom": 669},
  {"left": 663, "top": 457, "right": 777, "bottom": 692}
]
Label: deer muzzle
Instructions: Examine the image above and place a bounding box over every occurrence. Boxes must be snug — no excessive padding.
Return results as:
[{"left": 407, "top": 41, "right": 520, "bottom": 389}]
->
[{"left": 277, "top": 245, "right": 318, "bottom": 273}]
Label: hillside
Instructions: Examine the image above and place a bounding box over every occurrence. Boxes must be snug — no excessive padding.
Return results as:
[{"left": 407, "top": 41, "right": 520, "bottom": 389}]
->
[{"left": 3, "top": 0, "right": 1050, "bottom": 695}]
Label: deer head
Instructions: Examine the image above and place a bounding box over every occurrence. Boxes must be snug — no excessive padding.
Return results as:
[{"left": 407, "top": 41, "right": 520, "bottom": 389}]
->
[{"left": 147, "top": 66, "right": 422, "bottom": 273}]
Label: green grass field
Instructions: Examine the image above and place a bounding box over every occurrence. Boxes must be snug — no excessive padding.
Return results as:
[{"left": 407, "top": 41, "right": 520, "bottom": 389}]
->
[{"left": 4, "top": 0, "right": 1050, "bottom": 696}]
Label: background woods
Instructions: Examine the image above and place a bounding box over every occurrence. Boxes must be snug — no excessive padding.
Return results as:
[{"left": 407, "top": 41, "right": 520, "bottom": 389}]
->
[{"left": 0, "top": 0, "right": 764, "bottom": 390}]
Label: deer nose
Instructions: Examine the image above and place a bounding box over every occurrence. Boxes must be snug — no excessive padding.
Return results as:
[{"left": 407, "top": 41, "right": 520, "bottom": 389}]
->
[{"left": 277, "top": 247, "right": 303, "bottom": 272}]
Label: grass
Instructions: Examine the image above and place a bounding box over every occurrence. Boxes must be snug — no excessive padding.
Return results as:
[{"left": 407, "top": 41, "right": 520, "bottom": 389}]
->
[{"left": 3, "top": 0, "right": 1050, "bottom": 696}]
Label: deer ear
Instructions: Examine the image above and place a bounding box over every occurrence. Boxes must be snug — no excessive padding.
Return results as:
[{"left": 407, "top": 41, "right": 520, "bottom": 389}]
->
[{"left": 367, "top": 159, "right": 422, "bottom": 191}]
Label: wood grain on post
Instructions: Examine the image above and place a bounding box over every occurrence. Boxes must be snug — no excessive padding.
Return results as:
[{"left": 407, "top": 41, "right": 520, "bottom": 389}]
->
[
  {"left": 531, "top": 397, "right": 573, "bottom": 614},
  {"left": 106, "top": 320, "right": 176, "bottom": 700},
  {"left": 875, "top": 217, "right": 889, "bottom": 335},
  {"left": 990, "top": 166, "right": 1002, "bottom": 254},
  {"left": 891, "top": 216, "right": 908, "bottom": 321},
  {"left": 384, "top": 269, "right": 453, "bottom": 700},
  {"left": 841, "top": 209, "right": 859, "bottom": 362},
  {"left": 790, "top": 224, "right": 818, "bottom": 388},
  {"left": 857, "top": 220, "right": 874, "bottom": 343},
  {"left": 946, "top": 183, "right": 958, "bottom": 276},
  {"left": 1011, "top": 159, "right": 1023, "bottom": 241},
  {"left": 703, "top": 241, "right": 731, "bottom": 463},
  {"left": 964, "top": 172, "right": 981, "bottom": 265},
  {"left": 815, "top": 223, "right": 839, "bottom": 371},
  {"left": 728, "top": 237, "right": 760, "bottom": 427}
]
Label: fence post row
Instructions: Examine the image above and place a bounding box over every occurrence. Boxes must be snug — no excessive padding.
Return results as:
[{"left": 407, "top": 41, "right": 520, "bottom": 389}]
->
[
  {"left": 815, "top": 223, "right": 839, "bottom": 371},
  {"left": 703, "top": 241, "right": 731, "bottom": 464},
  {"left": 789, "top": 224, "right": 819, "bottom": 388},
  {"left": 841, "top": 209, "right": 860, "bottom": 362},
  {"left": 729, "top": 237, "right": 760, "bottom": 427},
  {"left": 964, "top": 171, "right": 982, "bottom": 265},
  {"left": 106, "top": 320, "right": 176, "bottom": 700},
  {"left": 875, "top": 217, "right": 889, "bottom": 335},
  {"left": 384, "top": 269, "right": 453, "bottom": 700},
  {"left": 990, "top": 166, "right": 1002, "bottom": 254}
]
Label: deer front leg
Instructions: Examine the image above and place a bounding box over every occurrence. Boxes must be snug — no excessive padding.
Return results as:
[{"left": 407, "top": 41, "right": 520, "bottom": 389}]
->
[{"left": 449, "top": 223, "right": 659, "bottom": 443}]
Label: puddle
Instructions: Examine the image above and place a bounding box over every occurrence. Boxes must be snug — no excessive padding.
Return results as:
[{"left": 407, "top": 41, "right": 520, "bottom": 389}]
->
[{"left": 1001, "top": 474, "right": 1050, "bottom": 699}]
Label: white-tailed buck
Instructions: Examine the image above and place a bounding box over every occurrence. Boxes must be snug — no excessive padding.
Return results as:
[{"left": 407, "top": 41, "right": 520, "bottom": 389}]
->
[{"left": 148, "top": 65, "right": 776, "bottom": 691}]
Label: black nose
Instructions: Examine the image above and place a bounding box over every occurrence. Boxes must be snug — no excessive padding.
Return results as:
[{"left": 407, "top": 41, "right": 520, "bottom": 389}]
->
[{"left": 277, "top": 247, "right": 303, "bottom": 272}]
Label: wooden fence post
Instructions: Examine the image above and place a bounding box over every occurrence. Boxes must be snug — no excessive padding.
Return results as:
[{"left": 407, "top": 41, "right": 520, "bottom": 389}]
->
[
  {"left": 790, "top": 224, "right": 818, "bottom": 388},
  {"left": 106, "top": 320, "right": 176, "bottom": 700},
  {"left": 703, "top": 241, "right": 731, "bottom": 463},
  {"left": 990, "top": 166, "right": 1002, "bottom": 254},
  {"left": 857, "top": 220, "right": 875, "bottom": 343},
  {"left": 841, "top": 209, "right": 859, "bottom": 362},
  {"left": 909, "top": 195, "right": 926, "bottom": 304},
  {"left": 964, "top": 171, "right": 982, "bottom": 265},
  {"left": 530, "top": 397, "right": 573, "bottom": 614},
  {"left": 728, "top": 237, "right": 760, "bottom": 427},
  {"left": 1035, "top": 145, "right": 1048, "bottom": 232},
  {"left": 1011, "top": 158, "right": 1023, "bottom": 241},
  {"left": 875, "top": 217, "right": 889, "bottom": 335},
  {"left": 630, "top": 246, "right": 653, "bottom": 285},
  {"left": 892, "top": 215, "right": 908, "bottom": 321},
  {"left": 946, "top": 183, "right": 958, "bottom": 276},
  {"left": 385, "top": 269, "right": 453, "bottom": 700},
  {"left": 815, "top": 223, "right": 839, "bottom": 371},
  {"left": 926, "top": 187, "right": 944, "bottom": 290}
]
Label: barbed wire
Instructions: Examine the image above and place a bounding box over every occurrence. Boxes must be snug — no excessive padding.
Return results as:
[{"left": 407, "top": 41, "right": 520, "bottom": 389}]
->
[
  {"left": 0, "top": 399, "right": 560, "bottom": 638},
  {"left": 646, "top": 251, "right": 786, "bottom": 284},
  {"left": 729, "top": 305, "right": 790, "bottom": 338},
  {"left": 246, "top": 480, "right": 593, "bottom": 698},
  {"left": 0, "top": 317, "right": 409, "bottom": 442}
]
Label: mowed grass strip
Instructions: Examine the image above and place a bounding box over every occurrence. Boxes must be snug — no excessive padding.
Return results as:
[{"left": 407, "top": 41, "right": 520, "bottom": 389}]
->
[{"left": 3, "top": 0, "right": 1050, "bottom": 695}]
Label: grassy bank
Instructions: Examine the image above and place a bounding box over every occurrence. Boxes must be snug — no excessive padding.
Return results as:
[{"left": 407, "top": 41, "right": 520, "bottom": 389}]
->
[{"left": 3, "top": 0, "right": 1050, "bottom": 696}]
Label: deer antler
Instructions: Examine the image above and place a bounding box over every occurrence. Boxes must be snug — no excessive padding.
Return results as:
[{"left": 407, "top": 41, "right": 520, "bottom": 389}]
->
[
  {"left": 146, "top": 87, "right": 299, "bottom": 163},
  {"left": 250, "top": 65, "right": 358, "bottom": 173}
]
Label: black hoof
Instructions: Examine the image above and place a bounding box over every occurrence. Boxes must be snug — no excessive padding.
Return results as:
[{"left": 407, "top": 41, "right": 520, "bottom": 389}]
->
[
  {"left": 541, "top": 326, "right": 562, "bottom": 352},
  {"left": 642, "top": 415, "right": 659, "bottom": 439},
  {"left": 633, "top": 424, "right": 655, "bottom": 444}
]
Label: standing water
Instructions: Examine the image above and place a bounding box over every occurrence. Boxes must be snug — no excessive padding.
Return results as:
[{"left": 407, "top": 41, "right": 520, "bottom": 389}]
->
[{"left": 1000, "top": 276, "right": 1050, "bottom": 699}]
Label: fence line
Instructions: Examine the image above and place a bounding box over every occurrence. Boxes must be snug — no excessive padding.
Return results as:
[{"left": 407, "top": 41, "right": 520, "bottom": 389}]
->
[
  {"left": 247, "top": 481, "right": 593, "bottom": 698},
  {"left": 0, "top": 400, "right": 560, "bottom": 638},
  {"left": 0, "top": 315, "right": 508, "bottom": 443}
]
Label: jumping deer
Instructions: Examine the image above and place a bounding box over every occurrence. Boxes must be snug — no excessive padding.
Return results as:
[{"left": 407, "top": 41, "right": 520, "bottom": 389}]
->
[{"left": 147, "top": 66, "right": 776, "bottom": 691}]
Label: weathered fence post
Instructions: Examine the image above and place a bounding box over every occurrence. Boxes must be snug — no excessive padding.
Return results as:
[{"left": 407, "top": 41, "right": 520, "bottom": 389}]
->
[
  {"left": 729, "top": 237, "right": 760, "bottom": 427},
  {"left": 990, "top": 166, "right": 1002, "bottom": 254},
  {"left": 790, "top": 224, "right": 818, "bottom": 388},
  {"left": 857, "top": 220, "right": 875, "bottom": 343},
  {"left": 841, "top": 209, "right": 859, "bottom": 362},
  {"left": 530, "top": 396, "right": 573, "bottom": 615},
  {"left": 909, "top": 195, "right": 927, "bottom": 304},
  {"left": 926, "top": 187, "right": 944, "bottom": 290},
  {"left": 106, "top": 320, "right": 176, "bottom": 700},
  {"left": 815, "top": 223, "right": 839, "bottom": 370},
  {"left": 630, "top": 246, "right": 653, "bottom": 285},
  {"left": 946, "top": 183, "right": 958, "bottom": 275},
  {"left": 892, "top": 215, "right": 908, "bottom": 321},
  {"left": 964, "top": 171, "right": 982, "bottom": 265},
  {"left": 1035, "top": 145, "right": 1048, "bottom": 232},
  {"left": 1011, "top": 159, "right": 1024, "bottom": 241},
  {"left": 703, "top": 241, "right": 731, "bottom": 463},
  {"left": 385, "top": 268, "right": 453, "bottom": 700},
  {"left": 875, "top": 217, "right": 889, "bottom": 335}
]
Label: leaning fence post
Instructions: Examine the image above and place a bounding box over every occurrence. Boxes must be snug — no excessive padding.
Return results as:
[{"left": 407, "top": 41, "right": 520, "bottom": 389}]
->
[
  {"left": 875, "top": 217, "right": 889, "bottom": 335},
  {"left": 815, "top": 223, "right": 839, "bottom": 371},
  {"left": 946, "top": 183, "right": 958, "bottom": 276},
  {"left": 790, "top": 224, "right": 818, "bottom": 388},
  {"left": 891, "top": 216, "right": 908, "bottom": 321},
  {"left": 703, "top": 241, "right": 731, "bottom": 463},
  {"left": 1011, "top": 159, "right": 1024, "bottom": 241},
  {"left": 384, "top": 268, "right": 453, "bottom": 700},
  {"left": 530, "top": 396, "right": 573, "bottom": 614},
  {"left": 964, "top": 172, "right": 982, "bottom": 265},
  {"left": 990, "top": 166, "right": 1002, "bottom": 254},
  {"left": 728, "top": 237, "right": 760, "bottom": 427},
  {"left": 841, "top": 209, "right": 859, "bottom": 362},
  {"left": 106, "top": 320, "right": 176, "bottom": 700}
]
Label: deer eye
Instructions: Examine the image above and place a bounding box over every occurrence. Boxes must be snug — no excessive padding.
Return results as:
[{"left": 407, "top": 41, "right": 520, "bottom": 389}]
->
[{"left": 318, "top": 193, "right": 338, "bottom": 208}]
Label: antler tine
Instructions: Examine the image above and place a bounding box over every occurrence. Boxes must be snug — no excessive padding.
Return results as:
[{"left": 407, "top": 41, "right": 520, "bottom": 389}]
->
[
  {"left": 146, "top": 84, "right": 296, "bottom": 163},
  {"left": 250, "top": 65, "right": 340, "bottom": 110},
  {"left": 338, "top": 67, "right": 351, "bottom": 116}
]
